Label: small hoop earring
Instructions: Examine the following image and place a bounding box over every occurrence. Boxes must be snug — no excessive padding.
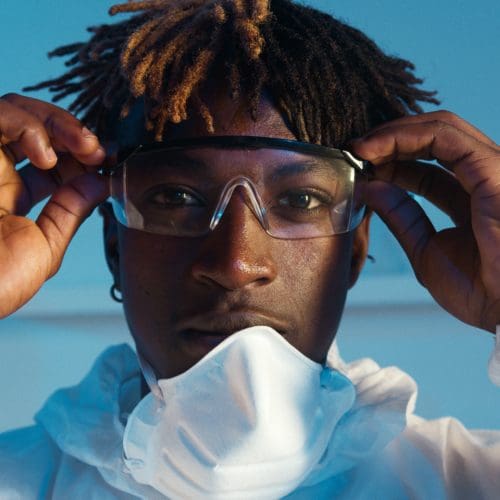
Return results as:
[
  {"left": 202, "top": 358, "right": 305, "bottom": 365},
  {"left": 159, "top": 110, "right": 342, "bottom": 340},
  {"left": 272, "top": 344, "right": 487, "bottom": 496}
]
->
[
  {"left": 367, "top": 254, "right": 376, "bottom": 263},
  {"left": 110, "top": 284, "right": 123, "bottom": 303}
]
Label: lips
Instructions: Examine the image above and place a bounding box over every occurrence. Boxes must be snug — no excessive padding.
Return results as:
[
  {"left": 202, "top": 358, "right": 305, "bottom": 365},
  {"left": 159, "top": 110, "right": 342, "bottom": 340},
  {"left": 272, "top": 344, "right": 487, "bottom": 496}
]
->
[
  {"left": 177, "top": 311, "right": 289, "bottom": 356},
  {"left": 181, "top": 329, "right": 233, "bottom": 350}
]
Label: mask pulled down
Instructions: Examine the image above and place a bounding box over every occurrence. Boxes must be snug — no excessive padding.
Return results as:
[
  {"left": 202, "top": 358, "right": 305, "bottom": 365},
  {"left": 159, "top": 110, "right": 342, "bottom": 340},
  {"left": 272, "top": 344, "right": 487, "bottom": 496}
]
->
[{"left": 123, "top": 326, "right": 356, "bottom": 499}]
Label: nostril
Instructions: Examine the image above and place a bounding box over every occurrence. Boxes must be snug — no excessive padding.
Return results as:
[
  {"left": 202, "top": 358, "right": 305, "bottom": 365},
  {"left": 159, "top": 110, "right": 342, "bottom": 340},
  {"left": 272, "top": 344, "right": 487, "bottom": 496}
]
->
[{"left": 190, "top": 208, "right": 278, "bottom": 290}]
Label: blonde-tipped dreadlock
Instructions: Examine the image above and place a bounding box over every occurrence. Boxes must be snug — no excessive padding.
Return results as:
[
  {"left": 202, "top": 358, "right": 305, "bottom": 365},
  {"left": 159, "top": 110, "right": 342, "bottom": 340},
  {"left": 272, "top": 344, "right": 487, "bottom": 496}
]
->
[{"left": 26, "top": 0, "right": 438, "bottom": 146}]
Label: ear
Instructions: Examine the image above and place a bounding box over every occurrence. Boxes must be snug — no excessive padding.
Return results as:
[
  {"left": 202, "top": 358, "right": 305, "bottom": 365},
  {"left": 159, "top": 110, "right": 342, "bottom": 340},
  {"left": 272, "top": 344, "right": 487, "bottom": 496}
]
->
[
  {"left": 348, "top": 211, "right": 372, "bottom": 289},
  {"left": 99, "top": 202, "right": 121, "bottom": 289}
]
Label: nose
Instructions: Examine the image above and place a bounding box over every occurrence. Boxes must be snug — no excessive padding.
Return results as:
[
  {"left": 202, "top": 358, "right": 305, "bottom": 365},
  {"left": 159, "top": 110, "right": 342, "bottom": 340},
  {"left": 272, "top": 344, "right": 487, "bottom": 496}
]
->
[{"left": 190, "top": 189, "right": 278, "bottom": 290}]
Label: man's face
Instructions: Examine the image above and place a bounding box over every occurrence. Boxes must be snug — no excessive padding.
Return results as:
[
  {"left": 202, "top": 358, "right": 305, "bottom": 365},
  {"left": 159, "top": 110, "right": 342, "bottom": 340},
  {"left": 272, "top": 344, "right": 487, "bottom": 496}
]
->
[{"left": 106, "top": 92, "right": 370, "bottom": 378}]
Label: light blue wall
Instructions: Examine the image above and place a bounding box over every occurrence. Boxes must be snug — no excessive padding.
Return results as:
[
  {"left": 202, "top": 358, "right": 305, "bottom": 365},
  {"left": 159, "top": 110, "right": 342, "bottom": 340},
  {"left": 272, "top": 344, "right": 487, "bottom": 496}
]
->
[
  {"left": 1, "top": 0, "right": 499, "bottom": 434},
  {"left": 1, "top": 0, "right": 498, "bottom": 294}
]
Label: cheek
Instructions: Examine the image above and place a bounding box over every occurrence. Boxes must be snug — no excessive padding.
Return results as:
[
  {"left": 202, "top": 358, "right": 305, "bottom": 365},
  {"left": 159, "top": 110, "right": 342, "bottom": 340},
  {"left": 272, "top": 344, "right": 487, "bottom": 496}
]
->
[
  {"left": 279, "top": 234, "right": 353, "bottom": 299},
  {"left": 119, "top": 225, "right": 198, "bottom": 276},
  {"left": 118, "top": 229, "right": 195, "bottom": 329},
  {"left": 118, "top": 225, "right": 354, "bottom": 367},
  {"left": 277, "top": 234, "right": 353, "bottom": 360}
]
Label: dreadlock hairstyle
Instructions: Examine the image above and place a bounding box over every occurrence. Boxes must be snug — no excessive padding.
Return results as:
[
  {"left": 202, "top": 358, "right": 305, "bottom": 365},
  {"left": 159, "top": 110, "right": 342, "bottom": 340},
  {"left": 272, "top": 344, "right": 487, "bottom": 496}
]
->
[{"left": 25, "top": 0, "right": 438, "bottom": 146}]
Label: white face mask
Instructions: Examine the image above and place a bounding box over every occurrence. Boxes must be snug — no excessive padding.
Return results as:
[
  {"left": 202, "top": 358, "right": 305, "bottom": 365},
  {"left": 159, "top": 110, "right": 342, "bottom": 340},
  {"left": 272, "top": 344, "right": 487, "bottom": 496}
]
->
[{"left": 122, "top": 326, "right": 356, "bottom": 499}]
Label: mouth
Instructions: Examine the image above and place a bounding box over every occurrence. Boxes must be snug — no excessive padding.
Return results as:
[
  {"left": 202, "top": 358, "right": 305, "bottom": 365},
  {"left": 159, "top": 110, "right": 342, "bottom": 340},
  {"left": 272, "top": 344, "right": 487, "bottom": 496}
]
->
[
  {"left": 181, "top": 329, "right": 235, "bottom": 350},
  {"left": 177, "top": 312, "right": 288, "bottom": 356}
]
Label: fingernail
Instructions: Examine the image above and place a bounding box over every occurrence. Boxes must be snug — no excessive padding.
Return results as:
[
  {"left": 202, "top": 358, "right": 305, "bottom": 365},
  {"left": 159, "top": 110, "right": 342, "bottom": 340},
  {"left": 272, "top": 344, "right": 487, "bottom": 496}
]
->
[
  {"left": 46, "top": 146, "right": 57, "bottom": 163},
  {"left": 90, "top": 146, "right": 106, "bottom": 162},
  {"left": 82, "top": 126, "right": 97, "bottom": 139}
]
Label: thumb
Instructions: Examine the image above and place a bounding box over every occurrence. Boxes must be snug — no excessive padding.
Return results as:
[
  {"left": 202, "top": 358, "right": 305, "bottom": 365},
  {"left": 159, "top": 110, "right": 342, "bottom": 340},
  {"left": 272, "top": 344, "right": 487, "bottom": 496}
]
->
[
  {"left": 36, "top": 172, "right": 109, "bottom": 277},
  {"left": 361, "top": 180, "right": 436, "bottom": 284}
]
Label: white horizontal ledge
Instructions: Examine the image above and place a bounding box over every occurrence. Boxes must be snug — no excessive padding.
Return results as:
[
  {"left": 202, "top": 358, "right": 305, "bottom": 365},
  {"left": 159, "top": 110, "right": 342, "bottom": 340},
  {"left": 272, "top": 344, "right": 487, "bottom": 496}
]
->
[
  {"left": 13, "top": 284, "right": 122, "bottom": 317},
  {"left": 346, "top": 274, "right": 433, "bottom": 308},
  {"left": 10, "top": 274, "right": 433, "bottom": 318}
]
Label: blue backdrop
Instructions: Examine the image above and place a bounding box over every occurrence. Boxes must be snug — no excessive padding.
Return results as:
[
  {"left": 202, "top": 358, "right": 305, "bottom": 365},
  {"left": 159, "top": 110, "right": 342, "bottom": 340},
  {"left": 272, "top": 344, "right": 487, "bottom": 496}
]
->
[
  {"left": 1, "top": 0, "right": 498, "bottom": 292},
  {"left": 0, "top": 0, "right": 499, "bottom": 432}
]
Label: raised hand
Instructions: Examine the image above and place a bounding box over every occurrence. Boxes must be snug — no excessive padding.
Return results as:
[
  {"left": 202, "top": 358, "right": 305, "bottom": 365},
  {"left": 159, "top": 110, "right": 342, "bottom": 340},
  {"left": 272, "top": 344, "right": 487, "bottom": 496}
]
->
[
  {"left": 0, "top": 94, "right": 108, "bottom": 318},
  {"left": 351, "top": 111, "right": 500, "bottom": 333}
]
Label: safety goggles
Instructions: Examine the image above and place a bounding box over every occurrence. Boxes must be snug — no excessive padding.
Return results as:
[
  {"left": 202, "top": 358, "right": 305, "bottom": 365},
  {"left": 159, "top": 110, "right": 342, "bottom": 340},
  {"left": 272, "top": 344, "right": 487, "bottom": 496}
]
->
[{"left": 107, "top": 136, "right": 371, "bottom": 239}]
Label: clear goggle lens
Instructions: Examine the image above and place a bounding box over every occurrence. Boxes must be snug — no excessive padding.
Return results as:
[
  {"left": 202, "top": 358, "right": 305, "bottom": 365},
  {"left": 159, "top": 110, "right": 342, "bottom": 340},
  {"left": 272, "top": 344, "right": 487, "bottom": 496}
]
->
[{"left": 108, "top": 137, "right": 369, "bottom": 239}]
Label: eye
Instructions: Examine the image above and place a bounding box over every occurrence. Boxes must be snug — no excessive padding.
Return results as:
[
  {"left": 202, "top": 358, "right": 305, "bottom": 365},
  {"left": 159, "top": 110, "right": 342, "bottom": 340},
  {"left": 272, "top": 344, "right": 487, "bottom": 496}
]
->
[
  {"left": 277, "top": 190, "right": 330, "bottom": 210},
  {"left": 146, "top": 186, "right": 204, "bottom": 208}
]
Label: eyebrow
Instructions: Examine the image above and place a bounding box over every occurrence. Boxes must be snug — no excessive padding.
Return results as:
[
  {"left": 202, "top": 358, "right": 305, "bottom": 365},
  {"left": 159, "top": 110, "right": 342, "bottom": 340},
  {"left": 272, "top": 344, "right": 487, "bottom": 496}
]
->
[
  {"left": 135, "top": 151, "right": 340, "bottom": 181},
  {"left": 267, "top": 160, "right": 339, "bottom": 181},
  {"left": 135, "top": 151, "right": 225, "bottom": 186},
  {"left": 141, "top": 151, "right": 210, "bottom": 172}
]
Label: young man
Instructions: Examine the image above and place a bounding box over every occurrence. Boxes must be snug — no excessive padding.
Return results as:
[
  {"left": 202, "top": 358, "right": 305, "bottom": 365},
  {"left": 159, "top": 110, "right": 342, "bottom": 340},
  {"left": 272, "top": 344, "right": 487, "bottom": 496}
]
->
[{"left": 0, "top": 0, "right": 499, "bottom": 498}]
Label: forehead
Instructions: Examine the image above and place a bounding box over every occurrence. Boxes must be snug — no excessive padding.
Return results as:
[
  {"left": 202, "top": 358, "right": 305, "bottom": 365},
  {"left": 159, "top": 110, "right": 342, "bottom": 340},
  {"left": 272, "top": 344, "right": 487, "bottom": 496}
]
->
[
  {"left": 117, "top": 91, "right": 297, "bottom": 148},
  {"left": 127, "top": 146, "right": 344, "bottom": 187}
]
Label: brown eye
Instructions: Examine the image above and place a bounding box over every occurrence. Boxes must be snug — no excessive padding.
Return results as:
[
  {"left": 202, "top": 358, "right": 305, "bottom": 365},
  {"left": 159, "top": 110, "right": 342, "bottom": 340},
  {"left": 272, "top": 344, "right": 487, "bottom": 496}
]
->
[
  {"left": 148, "top": 186, "right": 204, "bottom": 208},
  {"left": 278, "top": 190, "right": 327, "bottom": 210}
]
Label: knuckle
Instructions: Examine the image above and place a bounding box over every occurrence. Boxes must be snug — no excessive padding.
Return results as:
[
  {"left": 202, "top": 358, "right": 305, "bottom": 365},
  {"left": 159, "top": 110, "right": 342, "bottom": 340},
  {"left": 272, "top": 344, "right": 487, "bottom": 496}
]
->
[
  {"left": 435, "top": 109, "right": 458, "bottom": 119},
  {"left": 21, "top": 121, "right": 49, "bottom": 146},
  {"left": 44, "top": 114, "right": 58, "bottom": 137},
  {"left": 22, "top": 120, "right": 45, "bottom": 137},
  {"left": 0, "top": 98, "right": 44, "bottom": 134},
  {"left": 433, "top": 110, "right": 462, "bottom": 127},
  {"left": 428, "top": 119, "right": 453, "bottom": 134},
  {"left": 46, "top": 111, "right": 84, "bottom": 139},
  {"left": 0, "top": 92, "right": 21, "bottom": 103}
]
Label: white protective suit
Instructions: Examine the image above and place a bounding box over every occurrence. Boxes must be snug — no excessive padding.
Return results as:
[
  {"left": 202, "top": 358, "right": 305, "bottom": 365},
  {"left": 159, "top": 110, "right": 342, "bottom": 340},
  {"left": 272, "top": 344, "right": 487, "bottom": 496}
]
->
[{"left": 0, "top": 328, "right": 499, "bottom": 500}]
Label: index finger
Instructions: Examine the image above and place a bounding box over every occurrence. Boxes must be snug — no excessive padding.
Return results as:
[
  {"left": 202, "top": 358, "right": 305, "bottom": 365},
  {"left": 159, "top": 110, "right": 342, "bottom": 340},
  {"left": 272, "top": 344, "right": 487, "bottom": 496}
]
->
[
  {"left": 350, "top": 120, "right": 500, "bottom": 198},
  {"left": 363, "top": 110, "right": 497, "bottom": 148},
  {"left": 1, "top": 94, "right": 105, "bottom": 166}
]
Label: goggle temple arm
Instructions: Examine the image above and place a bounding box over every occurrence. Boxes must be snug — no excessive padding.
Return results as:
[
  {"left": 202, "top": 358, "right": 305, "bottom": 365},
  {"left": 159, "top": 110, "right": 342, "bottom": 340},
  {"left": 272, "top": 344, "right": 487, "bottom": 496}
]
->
[{"left": 341, "top": 150, "right": 374, "bottom": 179}]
